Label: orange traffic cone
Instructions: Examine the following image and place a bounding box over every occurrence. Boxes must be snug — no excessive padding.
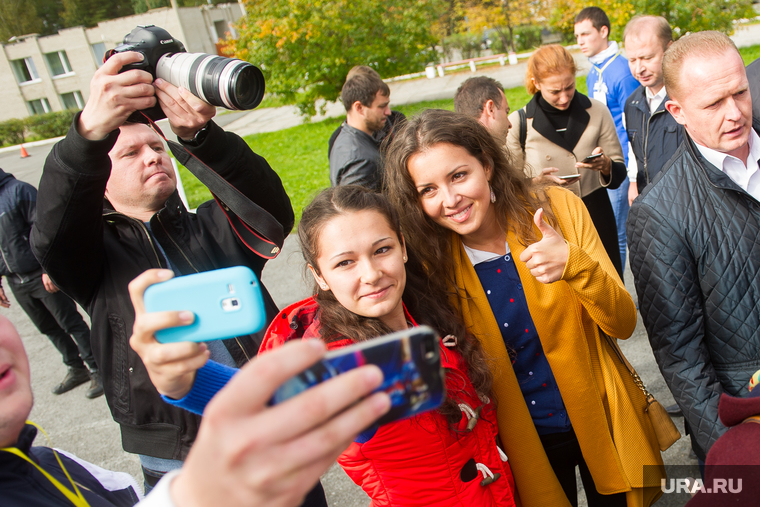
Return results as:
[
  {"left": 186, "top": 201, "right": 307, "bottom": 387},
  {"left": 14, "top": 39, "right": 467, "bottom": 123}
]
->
[{"left": 20, "top": 145, "right": 30, "bottom": 158}]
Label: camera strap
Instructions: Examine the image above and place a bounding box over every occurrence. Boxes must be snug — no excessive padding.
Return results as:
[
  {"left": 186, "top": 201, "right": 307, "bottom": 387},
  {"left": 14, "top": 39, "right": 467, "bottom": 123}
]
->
[{"left": 147, "top": 117, "right": 285, "bottom": 259}]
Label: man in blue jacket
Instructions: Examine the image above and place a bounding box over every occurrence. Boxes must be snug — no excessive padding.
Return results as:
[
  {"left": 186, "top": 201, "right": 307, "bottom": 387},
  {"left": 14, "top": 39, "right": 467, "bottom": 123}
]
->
[
  {"left": 575, "top": 6, "right": 639, "bottom": 270},
  {"left": 0, "top": 169, "right": 102, "bottom": 398}
]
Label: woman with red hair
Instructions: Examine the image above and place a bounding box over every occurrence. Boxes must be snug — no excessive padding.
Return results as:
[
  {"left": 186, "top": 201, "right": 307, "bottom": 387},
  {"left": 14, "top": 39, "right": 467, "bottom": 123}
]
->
[{"left": 507, "top": 44, "right": 626, "bottom": 278}]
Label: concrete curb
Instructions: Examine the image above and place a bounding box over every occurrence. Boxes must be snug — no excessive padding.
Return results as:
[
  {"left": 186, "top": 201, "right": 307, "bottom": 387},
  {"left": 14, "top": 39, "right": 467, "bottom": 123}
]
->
[{"left": 0, "top": 136, "right": 64, "bottom": 154}]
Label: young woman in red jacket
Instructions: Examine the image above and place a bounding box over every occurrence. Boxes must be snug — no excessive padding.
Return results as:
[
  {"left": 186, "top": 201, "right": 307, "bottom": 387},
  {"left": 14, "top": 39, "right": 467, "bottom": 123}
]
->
[{"left": 129, "top": 186, "right": 517, "bottom": 507}]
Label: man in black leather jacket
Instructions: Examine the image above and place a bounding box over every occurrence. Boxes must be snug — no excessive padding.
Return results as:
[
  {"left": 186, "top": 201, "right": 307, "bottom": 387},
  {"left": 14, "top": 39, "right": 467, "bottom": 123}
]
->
[
  {"left": 628, "top": 32, "right": 760, "bottom": 464},
  {"left": 30, "top": 50, "right": 300, "bottom": 494}
]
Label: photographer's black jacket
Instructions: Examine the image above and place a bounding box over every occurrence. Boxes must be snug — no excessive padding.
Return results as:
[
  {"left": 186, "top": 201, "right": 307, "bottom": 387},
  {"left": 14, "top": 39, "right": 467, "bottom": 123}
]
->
[{"left": 30, "top": 115, "right": 294, "bottom": 460}]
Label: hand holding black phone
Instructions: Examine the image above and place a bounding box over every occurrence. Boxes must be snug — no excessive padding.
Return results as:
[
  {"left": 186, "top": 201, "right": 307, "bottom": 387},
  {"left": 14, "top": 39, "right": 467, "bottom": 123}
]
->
[
  {"left": 270, "top": 326, "right": 445, "bottom": 430},
  {"left": 582, "top": 152, "right": 603, "bottom": 163}
]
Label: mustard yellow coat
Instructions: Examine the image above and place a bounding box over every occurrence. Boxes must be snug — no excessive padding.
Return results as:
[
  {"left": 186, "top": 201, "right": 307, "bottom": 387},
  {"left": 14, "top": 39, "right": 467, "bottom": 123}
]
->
[{"left": 449, "top": 187, "right": 665, "bottom": 507}]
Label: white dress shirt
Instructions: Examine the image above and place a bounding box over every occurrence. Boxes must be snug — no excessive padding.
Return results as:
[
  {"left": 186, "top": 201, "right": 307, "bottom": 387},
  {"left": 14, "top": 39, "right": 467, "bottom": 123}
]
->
[
  {"left": 694, "top": 128, "right": 760, "bottom": 202},
  {"left": 645, "top": 86, "right": 667, "bottom": 115}
]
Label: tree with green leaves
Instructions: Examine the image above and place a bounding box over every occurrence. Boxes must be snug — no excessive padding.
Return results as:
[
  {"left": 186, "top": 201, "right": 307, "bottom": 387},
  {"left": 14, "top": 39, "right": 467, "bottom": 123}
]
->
[
  {"left": 548, "top": 0, "right": 754, "bottom": 41},
  {"left": 61, "top": 0, "right": 134, "bottom": 29},
  {"left": 0, "top": 0, "right": 65, "bottom": 41},
  {"left": 0, "top": 0, "right": 42, "bottom": 41},
  {"left": 639, "top": 0, "right": 755, "bottom": 37},
  {"left": 233, "top": 0, "right": 439, "bottom": 117}
]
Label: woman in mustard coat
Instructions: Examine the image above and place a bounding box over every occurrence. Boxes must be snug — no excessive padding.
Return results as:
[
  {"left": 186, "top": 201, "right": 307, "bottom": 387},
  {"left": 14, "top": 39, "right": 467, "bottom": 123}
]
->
[{"left": 384, "top": 109, "right": 665, "bottom": 507}]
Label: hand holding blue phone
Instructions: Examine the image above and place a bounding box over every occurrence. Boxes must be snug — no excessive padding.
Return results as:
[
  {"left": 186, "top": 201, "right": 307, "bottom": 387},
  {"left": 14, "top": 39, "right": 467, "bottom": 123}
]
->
[{"left": 144, "top": 266, "right": 267, "bottom": 343}]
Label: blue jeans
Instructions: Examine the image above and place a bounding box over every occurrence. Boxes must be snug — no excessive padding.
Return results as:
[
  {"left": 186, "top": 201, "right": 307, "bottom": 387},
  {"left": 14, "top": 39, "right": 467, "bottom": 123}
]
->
[{"left": 607, "top": 177, "right": 630, "bottom": 272}]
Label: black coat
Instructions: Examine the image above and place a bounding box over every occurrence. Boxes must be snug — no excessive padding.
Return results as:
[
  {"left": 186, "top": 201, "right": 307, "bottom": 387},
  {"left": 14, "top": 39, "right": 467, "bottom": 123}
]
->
[
  {"left": 0, "top": 425, "right": 140, "bottom": 506},
  {"left": 0, "top": 170, "right": 42, "bottom": 285},
  {"left": 627, "top": 131, "right": 760, "bottom": 459},
  {"left": 624, "top": 86, "right": 685, "bottom": 193},
  {"left": 30, "top": 116, "right": 294, "bottom": 460}
]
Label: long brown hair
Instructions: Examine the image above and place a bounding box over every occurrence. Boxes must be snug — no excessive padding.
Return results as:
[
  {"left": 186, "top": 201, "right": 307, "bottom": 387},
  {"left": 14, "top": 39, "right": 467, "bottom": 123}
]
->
[
  {"left": 298, "top": 185, "right": 493, "bottom": 424},
  {"left": 383, "top": 109, "right": 554, "bottom": 298}
]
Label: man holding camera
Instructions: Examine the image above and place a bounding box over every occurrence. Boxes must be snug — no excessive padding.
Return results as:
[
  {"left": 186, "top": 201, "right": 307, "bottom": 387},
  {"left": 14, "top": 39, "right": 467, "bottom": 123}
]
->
[{"left": 29, "top": 50, "right": 305, "bottom": 497}]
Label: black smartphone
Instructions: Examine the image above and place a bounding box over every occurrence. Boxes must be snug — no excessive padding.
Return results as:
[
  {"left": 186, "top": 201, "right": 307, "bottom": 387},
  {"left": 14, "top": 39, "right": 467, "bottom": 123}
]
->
[
  {"left": 270, "top": 326, "right": 445, "bottom": 429},
  {"left": 582, "top": 153, "right": 603, "bottom": 163}
]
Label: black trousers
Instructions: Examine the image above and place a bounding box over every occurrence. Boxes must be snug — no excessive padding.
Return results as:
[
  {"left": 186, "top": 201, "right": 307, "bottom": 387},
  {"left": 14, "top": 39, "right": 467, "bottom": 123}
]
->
[
  {"left": 8, "top": 276, "right": 96, "bottom": 370},
  {"left": 582, "top": 187, "right": 623, "bottom": 280},
  {"left": 539, "top": 428, "right": 627, "bottom": 507}
]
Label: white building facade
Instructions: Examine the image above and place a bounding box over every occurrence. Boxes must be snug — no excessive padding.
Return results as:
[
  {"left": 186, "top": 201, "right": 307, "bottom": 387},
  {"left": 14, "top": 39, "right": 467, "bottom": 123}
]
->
[{"left": 0, "top": 3, "right": 244, "bottom": 122}]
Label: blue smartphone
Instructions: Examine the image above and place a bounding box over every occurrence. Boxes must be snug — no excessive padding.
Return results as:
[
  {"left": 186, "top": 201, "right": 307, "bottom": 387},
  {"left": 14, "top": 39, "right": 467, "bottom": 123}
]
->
[
  {"left": 270, "top": 326, "right": 445, "bottom": 428},
  {"left": 144, "top": 266, "right": 266, "bottom": 343}
]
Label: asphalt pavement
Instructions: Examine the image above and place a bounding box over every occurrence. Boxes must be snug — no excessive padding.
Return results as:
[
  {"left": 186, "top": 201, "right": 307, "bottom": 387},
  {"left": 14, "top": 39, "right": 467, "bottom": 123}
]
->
[{"left": 8, "top": 23, "right": 760, "bottom": 502}]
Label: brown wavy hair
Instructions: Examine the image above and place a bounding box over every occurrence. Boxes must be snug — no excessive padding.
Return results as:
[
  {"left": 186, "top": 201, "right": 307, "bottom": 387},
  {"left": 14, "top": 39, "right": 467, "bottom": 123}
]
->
[
  {"left": 298, "top": 185, "right": 493, "bottom": 425},
  {"left": 383, "top": 109, "right": 555, "bottom": 303}
]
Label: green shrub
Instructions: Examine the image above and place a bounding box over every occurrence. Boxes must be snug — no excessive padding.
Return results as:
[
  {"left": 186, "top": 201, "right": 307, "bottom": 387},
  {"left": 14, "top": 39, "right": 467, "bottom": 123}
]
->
[
  {"left": 444, "top": 32, "right": 484, "bottom": 60},
  {"left": 513, "top": 26, "right": 542, "bottom": 52},
  {"left": 491, "top": 25, "right": 543, "bottom": 53},
  {"left": 0, "top": 119, "right": 25, "bottom": 146},
  {"left": 25, "top": 110, "right": 75, "bottom": 139}
]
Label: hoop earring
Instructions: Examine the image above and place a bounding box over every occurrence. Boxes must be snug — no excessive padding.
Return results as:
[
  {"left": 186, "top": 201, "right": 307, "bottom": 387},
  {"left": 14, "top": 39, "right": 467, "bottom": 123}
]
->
[{"left": 490, "top": 186, "right": 496, "bottom": 203}]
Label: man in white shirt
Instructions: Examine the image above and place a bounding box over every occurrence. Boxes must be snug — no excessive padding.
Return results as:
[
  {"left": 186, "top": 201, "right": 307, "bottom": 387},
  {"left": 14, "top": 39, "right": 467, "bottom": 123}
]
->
[
  {"left": 623, "top": 15, "right": 685, "bottom": 205},
  {"left": 628, "top": 31, "right": 760, "bottom": 470}
]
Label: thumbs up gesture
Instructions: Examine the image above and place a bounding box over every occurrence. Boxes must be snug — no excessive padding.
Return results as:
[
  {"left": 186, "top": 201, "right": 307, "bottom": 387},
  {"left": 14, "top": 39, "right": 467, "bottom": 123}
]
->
[{"left": 518, "top": 208, "right": 569, "bottom": 284}]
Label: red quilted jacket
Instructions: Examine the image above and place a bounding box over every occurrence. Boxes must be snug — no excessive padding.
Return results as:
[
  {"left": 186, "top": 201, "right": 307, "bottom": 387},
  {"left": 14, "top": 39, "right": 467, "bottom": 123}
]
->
[{"left": 260, "top": 297, "right": 517, "bottom": 507}]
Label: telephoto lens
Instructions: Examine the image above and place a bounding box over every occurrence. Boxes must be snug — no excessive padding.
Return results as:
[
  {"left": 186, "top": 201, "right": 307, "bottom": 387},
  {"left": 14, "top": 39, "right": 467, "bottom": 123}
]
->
[{"left": 156, "top": 53, "right": 265, "bottom": 110}]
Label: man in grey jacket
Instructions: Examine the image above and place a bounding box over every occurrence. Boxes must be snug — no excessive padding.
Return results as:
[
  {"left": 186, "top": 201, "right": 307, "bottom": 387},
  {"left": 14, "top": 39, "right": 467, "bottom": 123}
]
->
[
  {"left": 329, "top": 70, "right": 391, "bottom": 191},
  {"left": 628, "top": 31, "right": 760, "bottom": 466}
]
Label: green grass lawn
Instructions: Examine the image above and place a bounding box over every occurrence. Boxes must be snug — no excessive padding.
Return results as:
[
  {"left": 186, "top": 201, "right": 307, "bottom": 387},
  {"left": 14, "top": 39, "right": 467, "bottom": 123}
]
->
[{"left": 177, "top": 44, "right": 756, "bottom": 221}]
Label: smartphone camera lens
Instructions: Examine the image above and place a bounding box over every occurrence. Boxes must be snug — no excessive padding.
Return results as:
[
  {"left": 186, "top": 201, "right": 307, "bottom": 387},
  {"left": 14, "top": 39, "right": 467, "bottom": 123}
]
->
[
  {"left": 421, "top": 338, "right": 438, "bottom": 363},
  {"left": 221, "top": 297, "right": 241, "bottom": 312}
]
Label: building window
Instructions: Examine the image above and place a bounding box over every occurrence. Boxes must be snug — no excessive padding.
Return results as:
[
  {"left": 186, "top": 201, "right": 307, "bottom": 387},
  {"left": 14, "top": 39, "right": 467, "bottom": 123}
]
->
[
  {"left": 214, "top": 20, "right": 231, "bottom": 41},
  {"left": 91, "top": 42, "right": 107, "bottom": 67},
  {"left": 45, "top": 51, "right": 73, "bottom": 77},
  {"left": 60, "top": 91, "right": 84, "bottom": 110},
  {"left": 27, "top": 98, "right": 51, "bottom": 115},
  {"left": 11, "top": 57, "right": 39, "bottom": 84}
]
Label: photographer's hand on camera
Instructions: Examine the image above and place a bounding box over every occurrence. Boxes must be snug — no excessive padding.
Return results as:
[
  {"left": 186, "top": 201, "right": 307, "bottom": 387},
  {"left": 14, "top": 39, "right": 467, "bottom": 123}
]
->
[
  {"left": 128, "top": 269, "right": 209, "bottom": 400},
  {"left": 154, "top": 78, "right": 216, "bottom": 141},
  {"left": 78, "top": 52, "right": 156, "bottom": 141}
]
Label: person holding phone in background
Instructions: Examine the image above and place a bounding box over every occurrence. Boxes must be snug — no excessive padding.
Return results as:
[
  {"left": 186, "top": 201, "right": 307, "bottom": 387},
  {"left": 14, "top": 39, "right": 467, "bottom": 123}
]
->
[
  {"left": 384, "top": 109, "right": 664, "bottom": 506},
  {"left": 129, "top": 185, "right": 518, "bottom": 507},
  {"left": 507, "top": 45, "right": 627, "bottom": 278}
]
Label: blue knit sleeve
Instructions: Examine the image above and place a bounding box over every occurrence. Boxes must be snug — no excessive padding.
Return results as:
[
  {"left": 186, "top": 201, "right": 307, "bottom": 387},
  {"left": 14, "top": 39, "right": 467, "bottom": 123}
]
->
[{"left": 162, "top": 360, "right": 238, "bottom": 415}]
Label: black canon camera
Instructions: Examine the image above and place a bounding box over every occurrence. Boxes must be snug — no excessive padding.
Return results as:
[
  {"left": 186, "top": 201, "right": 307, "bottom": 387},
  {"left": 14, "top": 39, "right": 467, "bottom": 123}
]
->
[{"left": 106, "top": 25, "right": 265, "bottom": 122}]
